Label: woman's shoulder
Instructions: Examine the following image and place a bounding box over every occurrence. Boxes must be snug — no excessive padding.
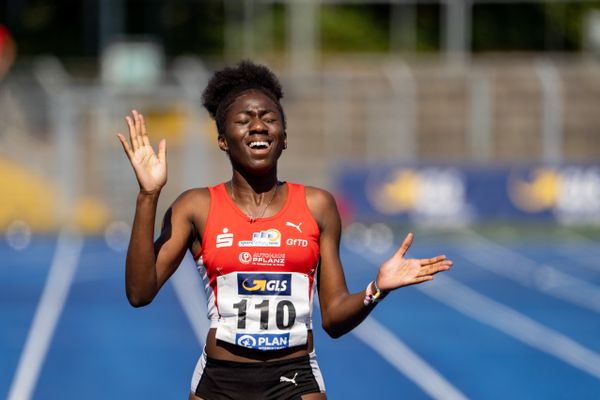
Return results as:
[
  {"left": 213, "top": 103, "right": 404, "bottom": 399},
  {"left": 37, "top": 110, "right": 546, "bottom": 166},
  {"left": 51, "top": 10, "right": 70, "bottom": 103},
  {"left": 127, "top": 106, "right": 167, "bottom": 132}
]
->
[
  {"left": 170, "top": 187, "right": 212, "bottom": 213},
  {"left": 303, "top": 185, "right": 334, "bottom": 201},
  {"left": 301, "top": 185, "right": 338, "bottom": 216},
  {"left": 176, "top": 186, "right": 211, "bottom": 201}
]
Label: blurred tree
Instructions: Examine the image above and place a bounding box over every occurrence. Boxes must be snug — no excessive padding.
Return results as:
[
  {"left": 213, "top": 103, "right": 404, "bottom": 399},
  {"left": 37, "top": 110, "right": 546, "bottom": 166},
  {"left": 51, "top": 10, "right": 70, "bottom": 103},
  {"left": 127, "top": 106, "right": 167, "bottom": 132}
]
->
[
  {"left": 472, "top": 2, "right": 600, "bottom": 52},
  {"left": 120, "top": 0, "right": 224, "bottom": 57},
  {"left": 543, "top": 2, "right": 600, "bottom": 51},
  {"left": 3, "top": 1, "right": 600, "bottom": 60},
  {"left": 319, "top": 5, "right": 389, "bottom": 53}
]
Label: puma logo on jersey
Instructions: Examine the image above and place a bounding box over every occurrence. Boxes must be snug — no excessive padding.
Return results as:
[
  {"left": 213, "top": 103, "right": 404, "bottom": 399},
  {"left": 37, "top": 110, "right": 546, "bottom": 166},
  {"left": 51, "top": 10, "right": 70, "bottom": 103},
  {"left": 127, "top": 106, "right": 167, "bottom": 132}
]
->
[
  {"left": 280, "top": 372, "right": 298, "bottom": 386},
  {"left": 286, "top": 221, "right": 303, "bottom": 233},
  {"left": 216, "top": 228, "right": 234, "bottom": 248}
]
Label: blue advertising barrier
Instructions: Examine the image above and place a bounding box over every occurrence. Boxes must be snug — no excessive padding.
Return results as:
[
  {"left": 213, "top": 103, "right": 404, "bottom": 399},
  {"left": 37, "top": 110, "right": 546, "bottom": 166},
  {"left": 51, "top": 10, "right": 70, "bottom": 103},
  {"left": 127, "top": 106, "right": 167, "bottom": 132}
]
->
[{"left": 335, "top": 165, "right": 600, "bottom": 225}]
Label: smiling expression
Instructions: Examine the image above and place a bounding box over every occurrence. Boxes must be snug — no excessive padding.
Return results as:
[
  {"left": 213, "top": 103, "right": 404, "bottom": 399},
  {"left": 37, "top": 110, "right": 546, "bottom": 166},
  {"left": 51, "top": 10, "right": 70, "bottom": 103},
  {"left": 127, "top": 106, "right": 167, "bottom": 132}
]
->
[{"left": 219, "top": 89, "right": 287, "bottom": 174}]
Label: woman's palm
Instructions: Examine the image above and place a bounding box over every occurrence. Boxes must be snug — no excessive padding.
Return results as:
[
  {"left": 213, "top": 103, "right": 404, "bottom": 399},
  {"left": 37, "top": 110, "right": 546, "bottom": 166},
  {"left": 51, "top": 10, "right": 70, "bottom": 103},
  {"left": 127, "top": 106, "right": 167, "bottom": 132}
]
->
[
  {"left": 377, "top": 233, "right": 453, "bottom": 291},
  {"left": 117, "top": 110, "right": 167, "bottom": 194}
]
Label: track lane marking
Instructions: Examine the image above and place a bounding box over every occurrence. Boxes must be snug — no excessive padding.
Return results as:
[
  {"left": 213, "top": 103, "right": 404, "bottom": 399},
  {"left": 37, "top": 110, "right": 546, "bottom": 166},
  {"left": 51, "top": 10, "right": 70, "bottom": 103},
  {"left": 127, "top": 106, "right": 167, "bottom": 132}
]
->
[
  {"left": 8, "top": 230, "right": 83, "bottom": 400},
  {"left": 421, "top": 275, "right": 600, "bottom": 380},
  {"left": 353, "top": 317, "right": 469, "bottom": 400},
  {"left": 342, "top": 243, "right": 469, "bottom": 399},
  {"left": 458, "top": 229, "right": 600, "bottom": 313},
  {"left": 349, "top": 239, "right": 600, "bottom": 382}
]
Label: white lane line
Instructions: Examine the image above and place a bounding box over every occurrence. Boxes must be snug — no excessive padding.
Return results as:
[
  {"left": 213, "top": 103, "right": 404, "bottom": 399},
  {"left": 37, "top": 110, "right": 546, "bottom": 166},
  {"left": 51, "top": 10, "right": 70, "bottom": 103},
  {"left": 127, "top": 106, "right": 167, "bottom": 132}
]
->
[
  {"left": 171, "top": 252, "right": 209, "bottom": 346},
  {"left": 345, "top": 246, "right": 469, "bottom": 399},
  {"left": 8, "top": 230, "right": 83, "bottom": 400},
  {"left": 420, "top": 275, "right": 600, "bottom": 381},
  {"left": 458, "top": 230, "right": 600, "bottom": 314},
  {"left": 353, "top": 318, "right": 469, "bottom": 400}
]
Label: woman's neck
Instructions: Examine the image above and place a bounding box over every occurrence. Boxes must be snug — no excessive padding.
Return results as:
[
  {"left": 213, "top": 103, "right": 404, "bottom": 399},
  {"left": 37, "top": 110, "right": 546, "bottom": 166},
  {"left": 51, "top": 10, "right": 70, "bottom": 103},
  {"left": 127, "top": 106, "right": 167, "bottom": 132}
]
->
[{"left": 230, "top": 169, "right": 279, "bottom": 204}]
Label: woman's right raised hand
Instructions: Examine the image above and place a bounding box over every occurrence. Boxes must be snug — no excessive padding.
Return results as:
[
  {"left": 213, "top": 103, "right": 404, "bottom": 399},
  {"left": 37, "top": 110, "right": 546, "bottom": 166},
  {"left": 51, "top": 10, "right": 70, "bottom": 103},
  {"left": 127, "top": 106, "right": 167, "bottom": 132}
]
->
[{"left": 117, "top": 110, "right": 167, "bottom": 195}]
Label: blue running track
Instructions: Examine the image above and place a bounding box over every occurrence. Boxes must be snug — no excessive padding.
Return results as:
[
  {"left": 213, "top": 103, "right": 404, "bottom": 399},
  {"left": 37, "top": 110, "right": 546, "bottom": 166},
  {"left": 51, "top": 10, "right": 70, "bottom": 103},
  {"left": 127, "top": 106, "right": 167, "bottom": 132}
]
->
[{"left": 2, "top": 227, "right": 600, "bottom": 399}]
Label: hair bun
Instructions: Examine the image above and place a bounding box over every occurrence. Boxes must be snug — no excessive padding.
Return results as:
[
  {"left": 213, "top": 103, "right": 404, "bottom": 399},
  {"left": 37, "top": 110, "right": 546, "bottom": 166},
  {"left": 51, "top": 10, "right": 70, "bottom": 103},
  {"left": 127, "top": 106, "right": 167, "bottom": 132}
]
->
[{"left": 202, "top": 60, "right": 284, "bottom": 119}]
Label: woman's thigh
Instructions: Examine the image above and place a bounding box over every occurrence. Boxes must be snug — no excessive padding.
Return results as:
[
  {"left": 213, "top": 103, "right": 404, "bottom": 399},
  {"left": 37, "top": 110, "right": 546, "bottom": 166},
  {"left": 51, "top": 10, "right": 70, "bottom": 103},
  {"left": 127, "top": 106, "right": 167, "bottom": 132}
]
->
[
  {"left": 301, "top": 393, "right": 327, "bottom": 399},
  {"left": 188, "top": 392, "right": 326, "bottom": 400}
]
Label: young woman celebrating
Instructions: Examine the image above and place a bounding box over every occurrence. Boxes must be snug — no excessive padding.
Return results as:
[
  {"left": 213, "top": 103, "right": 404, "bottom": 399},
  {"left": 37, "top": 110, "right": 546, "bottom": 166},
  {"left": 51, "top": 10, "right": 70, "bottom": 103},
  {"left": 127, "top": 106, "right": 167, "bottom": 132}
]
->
[{"left": 117, "top": 61, "right": 453, "bottom": 400}]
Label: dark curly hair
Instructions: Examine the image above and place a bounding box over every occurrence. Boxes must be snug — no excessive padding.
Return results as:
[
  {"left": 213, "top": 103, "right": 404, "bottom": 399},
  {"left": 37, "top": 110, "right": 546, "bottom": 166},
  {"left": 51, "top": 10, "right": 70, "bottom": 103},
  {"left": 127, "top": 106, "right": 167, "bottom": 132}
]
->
[{"left": 202, "top": 60, "right": 286, "bottom": 136}]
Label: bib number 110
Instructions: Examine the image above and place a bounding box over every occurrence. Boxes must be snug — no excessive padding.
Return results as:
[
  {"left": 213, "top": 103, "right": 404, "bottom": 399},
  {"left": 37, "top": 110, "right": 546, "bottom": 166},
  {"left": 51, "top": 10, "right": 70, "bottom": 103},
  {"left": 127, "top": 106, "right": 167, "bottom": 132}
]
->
[{"left": 233, "top": 299, "right": 296, "bottom": 330}]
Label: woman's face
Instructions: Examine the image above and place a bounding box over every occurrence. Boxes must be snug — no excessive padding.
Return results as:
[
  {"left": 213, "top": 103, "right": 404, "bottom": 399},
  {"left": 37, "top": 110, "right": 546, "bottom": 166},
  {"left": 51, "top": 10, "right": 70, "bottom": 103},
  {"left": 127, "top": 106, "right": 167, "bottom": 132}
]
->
[{"left": 219, "top": 89, "right": 286, "bottom": 174}]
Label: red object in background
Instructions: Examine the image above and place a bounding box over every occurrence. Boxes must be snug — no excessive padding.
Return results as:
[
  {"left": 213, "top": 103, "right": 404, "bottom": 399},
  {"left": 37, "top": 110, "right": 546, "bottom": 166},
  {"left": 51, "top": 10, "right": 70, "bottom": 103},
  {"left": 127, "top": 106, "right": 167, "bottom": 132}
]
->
[
  {"left": 334, "top": 193, "right": 354, "bottom": 226},
  {"left": 0, "top": 25, "right": 9, "bottom": 55},
  {"left": 0, "top": 24, "right": 16, "bottom": 79}
]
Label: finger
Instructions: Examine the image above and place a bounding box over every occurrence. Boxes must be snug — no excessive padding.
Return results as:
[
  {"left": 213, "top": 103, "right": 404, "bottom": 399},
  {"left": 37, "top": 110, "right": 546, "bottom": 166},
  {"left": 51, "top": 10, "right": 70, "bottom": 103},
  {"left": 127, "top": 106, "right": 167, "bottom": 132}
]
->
[
  {"left": 117, "top": 133, "right": 133, "bottom": 159},
  {"left": 421, "top": 260, "right": 452, "bottom": 276},
  {"left": 394, "top": 232, "right": 414, "bottom": 258},
  {"left": 133, "top": 110, "right": 145, "bottom": 148},
  {"left": 139, "top": 113, "right": 150, "bottom": 147},
  {"left": 132, "top": 109, "right": 142, "bottom": 135},
  {"left": 420, "top": 255, "right": 447, "bottom": 266},
  {"left": 133, "top": 110, "right": 148, "bottom": 147},
  {"left": 125, "top": 115, "right": 140, "bottom": 150},
  {"left": 158, "top": 138, "right": 167, "bottom": 164}
]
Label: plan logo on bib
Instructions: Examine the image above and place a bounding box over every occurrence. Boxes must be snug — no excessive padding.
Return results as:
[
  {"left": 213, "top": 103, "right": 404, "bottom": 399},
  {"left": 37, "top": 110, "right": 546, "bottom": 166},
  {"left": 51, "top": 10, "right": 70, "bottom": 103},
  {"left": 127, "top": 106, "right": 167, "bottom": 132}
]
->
[
  {"left": 238, "top": 229, "right": 281, "bottom": 247},
  {"left": 236, "top": 333, "right": 290, "bottom": 350}
]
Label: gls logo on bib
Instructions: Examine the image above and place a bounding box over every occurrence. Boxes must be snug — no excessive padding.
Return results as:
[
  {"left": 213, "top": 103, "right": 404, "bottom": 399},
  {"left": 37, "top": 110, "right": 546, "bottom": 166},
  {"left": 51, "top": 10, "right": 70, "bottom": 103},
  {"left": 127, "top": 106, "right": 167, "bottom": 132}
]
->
[{"left": 237, "top": 273, "right": 291, "bottom": 295}]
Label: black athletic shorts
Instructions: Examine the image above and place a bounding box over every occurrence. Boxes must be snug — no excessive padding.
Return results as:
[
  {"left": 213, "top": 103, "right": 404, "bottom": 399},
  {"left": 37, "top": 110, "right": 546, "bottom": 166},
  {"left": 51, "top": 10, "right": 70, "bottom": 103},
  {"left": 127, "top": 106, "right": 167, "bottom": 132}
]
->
[{"left": 191, "top": 351, "right": 326, "bottom": 400}]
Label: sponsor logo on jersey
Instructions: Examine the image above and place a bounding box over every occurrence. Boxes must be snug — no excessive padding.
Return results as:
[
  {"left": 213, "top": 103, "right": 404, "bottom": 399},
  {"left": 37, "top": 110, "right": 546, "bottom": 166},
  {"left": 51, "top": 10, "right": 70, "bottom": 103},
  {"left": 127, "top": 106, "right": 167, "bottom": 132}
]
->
[
  {"left": 286, "top": 221, "right": 303, "bottom": 233},
  {"left": 238, "top": 273, "right": 291, "bottom": 295},
  {"left": 286, "top": 238, "right": 308, "bottom": 247},
  {"left": 238, "top": 252, "right": 286, "bottom": 266},
  {"left": 253, "top": 252, "right": 286, "bottom": 266},
  {"left": 216, "top": 228, "right": 234, "bottom": 248},
  {"left": 239, "top": 229, "right": 281, "bottom": 247},
  {"left": 238, "top": 252, "right": 252, "bottom": 264},
  {"left": 235, "top": 333, "right": 290, "bottom": 350}
]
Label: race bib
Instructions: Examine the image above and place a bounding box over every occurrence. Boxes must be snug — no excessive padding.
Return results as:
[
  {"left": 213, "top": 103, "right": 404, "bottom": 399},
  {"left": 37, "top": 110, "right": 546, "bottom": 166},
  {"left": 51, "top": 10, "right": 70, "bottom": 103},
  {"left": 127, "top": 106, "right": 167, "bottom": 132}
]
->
[{"left": 215, "top": 272, "right": 311, "bottom": 351}]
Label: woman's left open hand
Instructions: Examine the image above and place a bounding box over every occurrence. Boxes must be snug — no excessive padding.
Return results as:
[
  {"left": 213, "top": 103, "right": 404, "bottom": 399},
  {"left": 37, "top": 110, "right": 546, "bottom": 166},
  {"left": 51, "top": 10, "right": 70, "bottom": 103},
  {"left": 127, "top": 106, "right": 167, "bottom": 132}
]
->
[{"left": 375, "top": 233, "right": 452, "bottom": 292}]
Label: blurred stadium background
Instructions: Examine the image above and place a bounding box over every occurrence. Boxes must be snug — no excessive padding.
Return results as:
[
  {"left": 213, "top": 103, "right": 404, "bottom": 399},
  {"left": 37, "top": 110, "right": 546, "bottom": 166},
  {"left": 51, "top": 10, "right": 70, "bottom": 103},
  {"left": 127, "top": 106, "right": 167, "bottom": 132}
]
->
[{"left": 1, "top": 1, "right": 600, "bottom": 399}]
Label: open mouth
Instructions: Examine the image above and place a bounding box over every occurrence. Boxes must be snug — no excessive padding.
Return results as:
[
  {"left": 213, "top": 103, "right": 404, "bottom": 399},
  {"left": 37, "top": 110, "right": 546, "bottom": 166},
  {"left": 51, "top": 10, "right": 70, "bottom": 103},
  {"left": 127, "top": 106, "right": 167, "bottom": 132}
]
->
[{"left": 248, "top": 140, "right": 271, "bottom": 150}]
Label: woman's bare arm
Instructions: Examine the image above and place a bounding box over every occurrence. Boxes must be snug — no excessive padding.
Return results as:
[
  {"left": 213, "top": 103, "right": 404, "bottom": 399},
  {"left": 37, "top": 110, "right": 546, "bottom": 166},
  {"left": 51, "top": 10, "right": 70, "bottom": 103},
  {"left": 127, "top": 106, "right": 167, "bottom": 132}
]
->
[
  {"left": 125, "top": 191, "right": 197, "bottom": 307},
  {"left": 117, "top": 110, "right": 200, "bottom": 307}
]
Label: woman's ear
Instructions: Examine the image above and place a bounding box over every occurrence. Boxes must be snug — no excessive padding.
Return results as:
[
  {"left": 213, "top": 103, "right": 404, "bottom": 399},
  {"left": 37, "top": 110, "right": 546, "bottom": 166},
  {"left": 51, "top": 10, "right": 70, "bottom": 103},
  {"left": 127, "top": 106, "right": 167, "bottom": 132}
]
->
[
  {"left": 218, "top": 135, "right": 229, "bottom": 152},
  {"left": 283, "top": 131, "right": 287, "bottom": 149}
]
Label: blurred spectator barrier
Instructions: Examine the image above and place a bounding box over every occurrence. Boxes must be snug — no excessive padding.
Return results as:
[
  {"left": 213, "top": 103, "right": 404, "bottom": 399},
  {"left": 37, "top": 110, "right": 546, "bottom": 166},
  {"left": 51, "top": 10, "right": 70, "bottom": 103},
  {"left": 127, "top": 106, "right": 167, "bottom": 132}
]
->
[{"left": 335, "top": 164, "right": 600, "bottom": 226}]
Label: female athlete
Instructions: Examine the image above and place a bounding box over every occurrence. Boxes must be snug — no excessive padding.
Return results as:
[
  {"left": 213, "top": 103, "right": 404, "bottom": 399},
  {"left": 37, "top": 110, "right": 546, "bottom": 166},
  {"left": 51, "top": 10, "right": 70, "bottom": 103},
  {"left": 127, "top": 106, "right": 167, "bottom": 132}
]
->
[{"left": 117, "top": 60, "right": 453, "bottom": 400}]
